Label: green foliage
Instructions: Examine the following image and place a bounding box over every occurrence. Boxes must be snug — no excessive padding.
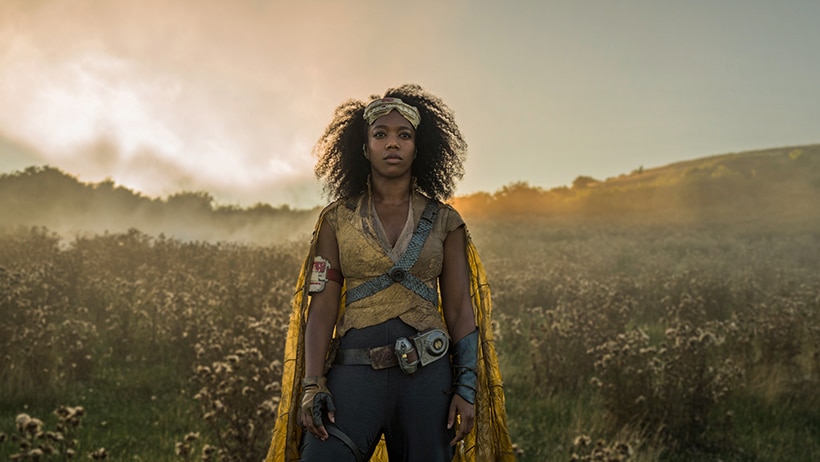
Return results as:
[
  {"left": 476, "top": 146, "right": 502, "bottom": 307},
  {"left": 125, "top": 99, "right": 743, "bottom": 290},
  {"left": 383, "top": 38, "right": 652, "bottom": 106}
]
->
[
  {"left": 0, "top": 229, "right": 303, "bottom": 460},
  {"left": 0, "top": 166, "right": 319, "bottom": 245},
  {"left": 189, "top": 311, "right": 288, "bottom": 461},
  {"left": 2, "top": 146, "right": 820, "bottom": 460},
  {"left": 4, "top": 406, "right": 94, "bottom": 461},
  {"left": 1, "top": 224, "right": 819, "bottom": 460},
  {"left": 475, "top": 219, "right": 820, "bottom": 461}
]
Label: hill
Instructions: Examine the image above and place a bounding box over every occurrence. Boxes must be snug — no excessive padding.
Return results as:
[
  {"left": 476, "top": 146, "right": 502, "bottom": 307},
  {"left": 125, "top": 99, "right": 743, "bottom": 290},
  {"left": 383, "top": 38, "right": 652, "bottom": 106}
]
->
[
  {"left": 0, "top": 166, "right": 320, "bottom": 245},
  {"left": 2, "top": 144, "right": 819, "bottom": 243},
  {"left": 452, "top": 144, "right": 820, "bottom": 229}
]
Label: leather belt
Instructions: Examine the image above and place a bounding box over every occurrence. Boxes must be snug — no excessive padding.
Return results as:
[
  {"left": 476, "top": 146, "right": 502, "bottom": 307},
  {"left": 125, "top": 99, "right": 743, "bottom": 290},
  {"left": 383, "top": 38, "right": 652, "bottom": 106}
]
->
[
  {"left": 334, "top": 344, "right": 418, "bottom": 370},
  {"left": 333, "top": 328, "right": 450, "bottom": 375}
]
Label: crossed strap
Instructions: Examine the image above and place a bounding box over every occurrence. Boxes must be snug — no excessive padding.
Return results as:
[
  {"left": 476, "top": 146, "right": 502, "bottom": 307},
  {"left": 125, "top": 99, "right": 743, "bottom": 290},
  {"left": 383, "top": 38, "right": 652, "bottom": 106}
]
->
[{"left": 344, "top": 200, "right": 440, "bottom": 305}]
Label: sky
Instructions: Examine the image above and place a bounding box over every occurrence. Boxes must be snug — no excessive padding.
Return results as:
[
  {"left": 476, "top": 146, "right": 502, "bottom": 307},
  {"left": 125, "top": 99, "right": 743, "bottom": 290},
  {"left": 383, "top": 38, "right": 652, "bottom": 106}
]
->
[{"left": 1, "top": 0, "right": 818, "bottom": 209}]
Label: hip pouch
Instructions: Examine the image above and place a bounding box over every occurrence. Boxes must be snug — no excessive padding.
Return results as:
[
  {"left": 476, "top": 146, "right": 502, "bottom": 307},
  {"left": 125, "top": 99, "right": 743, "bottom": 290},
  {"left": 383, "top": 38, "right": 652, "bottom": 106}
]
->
[{"left": 395, "top": 328, "right": 450, "bottom": 375}]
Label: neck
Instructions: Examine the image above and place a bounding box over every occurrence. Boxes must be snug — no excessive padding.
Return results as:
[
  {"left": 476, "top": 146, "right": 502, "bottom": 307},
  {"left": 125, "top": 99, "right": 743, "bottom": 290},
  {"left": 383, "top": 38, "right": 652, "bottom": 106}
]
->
[{"left": 370, "top": 175, "right": 412, "bottom": 205}]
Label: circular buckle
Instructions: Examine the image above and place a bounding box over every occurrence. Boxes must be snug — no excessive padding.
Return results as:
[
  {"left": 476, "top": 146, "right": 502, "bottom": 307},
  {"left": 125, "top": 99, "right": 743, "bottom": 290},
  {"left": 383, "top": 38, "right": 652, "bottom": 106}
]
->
[{"left": 388, "top": 267, "right": 406, "bottom": 282}]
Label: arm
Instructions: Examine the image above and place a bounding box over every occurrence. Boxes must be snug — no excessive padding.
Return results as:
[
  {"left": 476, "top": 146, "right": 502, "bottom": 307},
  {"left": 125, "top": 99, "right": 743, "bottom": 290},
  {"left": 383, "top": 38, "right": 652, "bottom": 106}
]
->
[
  {"left": 439, "top": 225, "right": 477, "bottom": 445},
  {"left": 300, "top": 219, "right": 343, "bottom": 441}
]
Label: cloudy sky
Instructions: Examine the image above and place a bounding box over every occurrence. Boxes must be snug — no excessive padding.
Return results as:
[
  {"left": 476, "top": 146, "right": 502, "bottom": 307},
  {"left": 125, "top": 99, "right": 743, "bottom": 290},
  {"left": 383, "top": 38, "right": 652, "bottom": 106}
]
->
[{"left": 1, "top": 0, "right": 818, "bottom": 208}]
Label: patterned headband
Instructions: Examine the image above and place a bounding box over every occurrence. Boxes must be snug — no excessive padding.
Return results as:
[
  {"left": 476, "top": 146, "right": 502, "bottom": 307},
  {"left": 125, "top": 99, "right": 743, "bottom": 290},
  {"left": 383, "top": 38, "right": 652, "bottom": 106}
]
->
[{"left": 363, "top": 97, "right": 421, "bottom": 129}]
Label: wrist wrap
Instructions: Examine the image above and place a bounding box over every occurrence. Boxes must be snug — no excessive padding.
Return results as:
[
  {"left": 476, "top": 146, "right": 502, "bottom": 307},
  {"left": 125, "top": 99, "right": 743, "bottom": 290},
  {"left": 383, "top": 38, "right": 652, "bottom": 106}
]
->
[{"left": 452, "top": 328, "right": 479, "bottom": 404}]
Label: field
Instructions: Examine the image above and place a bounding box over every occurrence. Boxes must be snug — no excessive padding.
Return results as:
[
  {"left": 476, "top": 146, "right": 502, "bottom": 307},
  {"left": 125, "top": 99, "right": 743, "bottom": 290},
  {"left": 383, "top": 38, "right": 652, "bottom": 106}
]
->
[{"left": 1, "top": 218, "right": 818, "bottom": 461}]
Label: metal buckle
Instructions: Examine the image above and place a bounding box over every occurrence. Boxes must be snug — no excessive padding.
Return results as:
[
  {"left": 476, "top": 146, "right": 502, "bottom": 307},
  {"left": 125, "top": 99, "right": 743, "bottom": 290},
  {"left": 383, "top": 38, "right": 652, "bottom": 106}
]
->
[
  {"left": 412, "top": 329, "right": 450, "bottom": 366},
  {"left": 388, "top": 267, "right": 406, "bottom": 282}
]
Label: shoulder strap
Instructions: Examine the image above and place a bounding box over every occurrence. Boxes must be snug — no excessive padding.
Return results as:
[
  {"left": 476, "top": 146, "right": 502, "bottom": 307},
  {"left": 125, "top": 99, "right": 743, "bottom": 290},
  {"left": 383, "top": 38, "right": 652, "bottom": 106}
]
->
[{"left": 344, "top": 200, "right": 440, "bottom": 305}]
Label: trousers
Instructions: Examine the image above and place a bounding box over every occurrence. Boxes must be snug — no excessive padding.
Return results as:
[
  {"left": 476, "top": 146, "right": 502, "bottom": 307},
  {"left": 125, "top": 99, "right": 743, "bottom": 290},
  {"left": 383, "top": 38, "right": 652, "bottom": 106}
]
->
[{"left": 300, "top": 318, "right": 455, "bottom": 462}]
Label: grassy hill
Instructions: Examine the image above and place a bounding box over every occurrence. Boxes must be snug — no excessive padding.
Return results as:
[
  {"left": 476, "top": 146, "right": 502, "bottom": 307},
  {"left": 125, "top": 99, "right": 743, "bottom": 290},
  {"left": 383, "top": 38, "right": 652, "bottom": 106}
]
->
[
  {"left": 454, "top": 144, "right": 820, "bottom": 228},
  {"left": 2, "top": 144, "right": 819, "bottom": 243}
]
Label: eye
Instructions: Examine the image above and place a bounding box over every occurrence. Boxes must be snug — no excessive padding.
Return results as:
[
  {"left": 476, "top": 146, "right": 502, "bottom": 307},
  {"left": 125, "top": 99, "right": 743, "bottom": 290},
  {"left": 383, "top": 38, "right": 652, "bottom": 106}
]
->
[
  {"left": 399, "top": 131, "right": 413, "bottom": 140},
  {"left": 372, "top": 130, "right": 385, "bottom": 139}
]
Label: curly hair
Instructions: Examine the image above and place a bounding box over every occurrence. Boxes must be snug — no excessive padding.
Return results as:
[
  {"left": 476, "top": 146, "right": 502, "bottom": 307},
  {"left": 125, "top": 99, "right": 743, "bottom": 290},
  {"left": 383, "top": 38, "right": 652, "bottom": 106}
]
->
[{"left": 313, "top": 84, "right": 467, "bottom": 202}]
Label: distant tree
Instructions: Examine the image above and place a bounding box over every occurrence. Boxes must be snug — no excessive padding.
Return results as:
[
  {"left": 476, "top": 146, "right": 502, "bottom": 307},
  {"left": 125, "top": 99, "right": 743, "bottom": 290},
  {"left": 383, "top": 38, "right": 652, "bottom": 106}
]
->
[
  {"left": 572, "top": 175, "right": 600, "bottom": 189},
  {"left": 166, "top": 191, "right": 215, "bottom": 212},
  {"left": 495, "top": 181, "right": 542, "bottom": 198}
]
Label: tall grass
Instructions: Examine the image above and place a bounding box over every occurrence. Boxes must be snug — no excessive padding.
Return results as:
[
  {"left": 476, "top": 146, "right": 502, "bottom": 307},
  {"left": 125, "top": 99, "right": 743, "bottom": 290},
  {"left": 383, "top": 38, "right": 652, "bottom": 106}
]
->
[{"left": 1, "top": 223, "right": 818, "bottom": 461}]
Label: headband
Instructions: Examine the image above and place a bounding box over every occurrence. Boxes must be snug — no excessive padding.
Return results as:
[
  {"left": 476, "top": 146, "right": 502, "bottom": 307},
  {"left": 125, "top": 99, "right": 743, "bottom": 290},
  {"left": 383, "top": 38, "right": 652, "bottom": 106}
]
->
[{"left": 363, "top": 97, "right": 421, "bottom": 129}]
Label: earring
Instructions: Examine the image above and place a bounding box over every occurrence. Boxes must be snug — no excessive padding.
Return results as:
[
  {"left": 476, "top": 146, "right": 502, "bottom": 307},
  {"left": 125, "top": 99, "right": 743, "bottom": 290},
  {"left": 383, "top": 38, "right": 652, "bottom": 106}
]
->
[{"left": 363, "top": 144, "right": 370, "bottom": 160}]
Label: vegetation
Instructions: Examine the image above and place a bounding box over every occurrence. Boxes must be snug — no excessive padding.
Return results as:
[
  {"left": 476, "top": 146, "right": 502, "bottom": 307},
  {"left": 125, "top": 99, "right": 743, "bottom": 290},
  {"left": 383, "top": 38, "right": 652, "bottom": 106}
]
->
[
  {"left": 0, "top": 166, "right": 318, "bottom": 245},
  {"left": 1, "top": 145, "right": 819, "bottom": 461}
]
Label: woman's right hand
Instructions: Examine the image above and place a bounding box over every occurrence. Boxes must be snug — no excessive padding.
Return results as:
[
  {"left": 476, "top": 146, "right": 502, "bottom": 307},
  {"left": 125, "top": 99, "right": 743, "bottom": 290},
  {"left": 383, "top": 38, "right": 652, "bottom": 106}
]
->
[{"left": 300, "top": 376, "right": 336, "bottom": 441}]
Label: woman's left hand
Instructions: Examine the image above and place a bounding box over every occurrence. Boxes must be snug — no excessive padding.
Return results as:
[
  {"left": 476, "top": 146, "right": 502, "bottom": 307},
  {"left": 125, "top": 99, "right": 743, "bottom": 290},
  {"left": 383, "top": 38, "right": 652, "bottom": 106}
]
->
[{"left": 447, "top": 393, "right": 475, "bottom": 446}]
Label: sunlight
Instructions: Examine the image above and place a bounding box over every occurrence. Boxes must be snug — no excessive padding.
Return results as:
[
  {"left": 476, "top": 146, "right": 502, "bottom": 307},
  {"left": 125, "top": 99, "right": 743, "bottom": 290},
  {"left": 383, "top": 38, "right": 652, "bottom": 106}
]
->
[{"left": 26, "top": 51, "right": 182, "bottom": 158}]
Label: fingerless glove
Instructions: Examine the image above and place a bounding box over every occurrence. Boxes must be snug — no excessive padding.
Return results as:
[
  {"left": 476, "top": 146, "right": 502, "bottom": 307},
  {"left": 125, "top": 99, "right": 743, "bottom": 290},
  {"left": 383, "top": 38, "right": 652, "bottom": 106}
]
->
[{"left": 301, "top": 376, "right": 335, "bottom": 427}]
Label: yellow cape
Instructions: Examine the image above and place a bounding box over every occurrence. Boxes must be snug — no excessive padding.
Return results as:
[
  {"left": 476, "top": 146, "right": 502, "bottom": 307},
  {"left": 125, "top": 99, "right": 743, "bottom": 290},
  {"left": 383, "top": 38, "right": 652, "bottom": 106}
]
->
[{"left": 265, "top": 209, "right": 515, "bottom": 461}]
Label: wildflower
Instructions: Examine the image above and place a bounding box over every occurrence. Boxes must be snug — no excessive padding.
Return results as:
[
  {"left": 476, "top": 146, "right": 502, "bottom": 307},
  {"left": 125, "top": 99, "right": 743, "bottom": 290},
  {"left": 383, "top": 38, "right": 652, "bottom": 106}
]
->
[
  {"left": 16, "top": 414, "right": 32, "bottom": 433},
  {"left": 45, "top": 431, "right": 64, "bottom": 442},
  {"left": 194, "top": 387, "right": 210, "bottom": 401},
  {"left": 247, "top": 348, "right": 263, "bottom": 360},
  {"left": 175, "top": 442, "right": 191, "bottom": 456},
  {"left": 615, "top": 441, "right": 633, "bottom": 457},
  {"left": 271, "top": 359, "right": 283, "bottom": 372},
  {"left": 90, "top": 448, "right": 107, "bottom": 459},
  {"left": 25, "top": 418, "right": 44, "bottom": 435},
  {"left": 699, "top": 331, "right": 716, "bottom": 346},
  {"left": 573, "top": 435, "right": 591, "bottom": 448},
  {"left": 195, "top": 366, "right": 212, "bottom": 376},
  {"left": 265, "top": 381, "right": 282, "bottom": 393},
  {"left": 184, "top": 432, "right": 200, "bottom": 442}
]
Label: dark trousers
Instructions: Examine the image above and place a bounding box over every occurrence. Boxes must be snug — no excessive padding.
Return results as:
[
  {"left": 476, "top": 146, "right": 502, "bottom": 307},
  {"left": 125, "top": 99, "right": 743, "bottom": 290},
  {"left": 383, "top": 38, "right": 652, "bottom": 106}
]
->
[{"left": 300, "top": 318, "right": 455, "bottom": 462}]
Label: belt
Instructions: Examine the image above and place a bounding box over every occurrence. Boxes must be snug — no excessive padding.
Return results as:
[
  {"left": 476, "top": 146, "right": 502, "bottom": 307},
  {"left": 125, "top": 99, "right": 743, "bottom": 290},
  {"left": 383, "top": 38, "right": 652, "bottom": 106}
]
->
[
  {"left": 334, "top": 344, "right": 417, "bottom": 370},
  {"left": 333, "top": 328, "right": 449, "bottom": 373}
]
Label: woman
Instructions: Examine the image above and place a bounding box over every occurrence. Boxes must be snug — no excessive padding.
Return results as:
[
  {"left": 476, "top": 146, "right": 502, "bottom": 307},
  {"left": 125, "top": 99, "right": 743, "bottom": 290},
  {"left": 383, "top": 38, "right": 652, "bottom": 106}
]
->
[{"left": 266, "top": 84, "right": 513, "bottom": 462}]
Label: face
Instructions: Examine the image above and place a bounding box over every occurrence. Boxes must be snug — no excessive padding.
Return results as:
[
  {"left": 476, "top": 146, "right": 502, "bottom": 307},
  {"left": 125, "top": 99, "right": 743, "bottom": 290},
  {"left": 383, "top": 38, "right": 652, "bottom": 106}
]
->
[{"left": 365, "top": 110, "right": 416, "bottom": 180}]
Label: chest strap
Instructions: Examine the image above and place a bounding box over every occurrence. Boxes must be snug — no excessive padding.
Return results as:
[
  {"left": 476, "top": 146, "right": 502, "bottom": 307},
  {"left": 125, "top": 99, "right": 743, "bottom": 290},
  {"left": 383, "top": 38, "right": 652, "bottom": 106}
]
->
[{"left": 345, "top": 200, "right": 440, "bottom": 305}]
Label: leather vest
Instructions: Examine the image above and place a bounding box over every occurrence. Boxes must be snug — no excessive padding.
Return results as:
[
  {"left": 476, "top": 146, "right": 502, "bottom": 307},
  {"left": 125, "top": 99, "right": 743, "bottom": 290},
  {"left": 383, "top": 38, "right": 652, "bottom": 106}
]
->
[{"left": 325, "top": 191, "right": 464, "bottom": 336}]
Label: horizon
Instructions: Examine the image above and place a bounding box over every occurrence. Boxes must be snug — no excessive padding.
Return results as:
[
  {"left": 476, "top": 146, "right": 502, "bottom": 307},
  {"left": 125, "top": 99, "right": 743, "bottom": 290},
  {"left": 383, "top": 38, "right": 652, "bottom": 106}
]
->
[
  {"left": 4, "top": 142, "right": 815, "bottom": 212},
  {"left": 2, "top": 0, "right": 819, "bottom": 209}
]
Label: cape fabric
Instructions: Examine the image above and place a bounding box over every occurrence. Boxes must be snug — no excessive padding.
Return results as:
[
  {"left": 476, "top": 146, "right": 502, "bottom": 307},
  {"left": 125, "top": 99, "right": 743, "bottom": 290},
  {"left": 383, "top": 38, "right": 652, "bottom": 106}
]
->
[{"left": 265, "top": 207, "right": 515, "bottom": 462}]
